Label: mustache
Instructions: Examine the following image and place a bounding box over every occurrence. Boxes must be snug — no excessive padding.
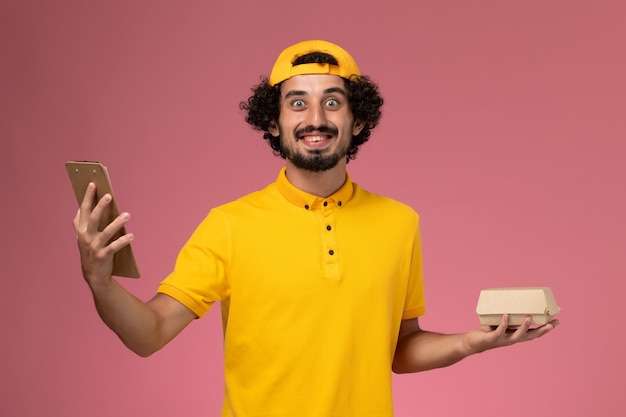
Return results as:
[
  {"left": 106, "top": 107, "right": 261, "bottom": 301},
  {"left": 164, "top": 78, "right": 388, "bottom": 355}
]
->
[{"left": 295, "top": 125, "right": 339, "bottom": 138}]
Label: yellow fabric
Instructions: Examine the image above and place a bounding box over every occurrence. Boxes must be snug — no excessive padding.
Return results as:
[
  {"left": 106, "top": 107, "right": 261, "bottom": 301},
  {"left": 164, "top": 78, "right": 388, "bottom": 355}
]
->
[
  {"left": 269, "top": 40, "right": 361, "bottom": 86},
  {"left": 158, "top": 168, "right": 425, "bottom": 416}
]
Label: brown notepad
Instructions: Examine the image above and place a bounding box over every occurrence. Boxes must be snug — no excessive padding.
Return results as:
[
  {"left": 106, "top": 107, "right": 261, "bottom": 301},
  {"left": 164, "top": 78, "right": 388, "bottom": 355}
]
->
[{"left": 66, "top": 161, "right": 140, "bottom": 278}]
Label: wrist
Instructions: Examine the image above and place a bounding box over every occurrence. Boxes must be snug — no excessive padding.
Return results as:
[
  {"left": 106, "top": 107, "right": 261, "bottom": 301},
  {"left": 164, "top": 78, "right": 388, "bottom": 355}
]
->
[
  {"left": 85, "top": 272, "right": 114, "bottom": 293},
  {"left": 459, "top": 332, "right": 479, "bottom": 358}
]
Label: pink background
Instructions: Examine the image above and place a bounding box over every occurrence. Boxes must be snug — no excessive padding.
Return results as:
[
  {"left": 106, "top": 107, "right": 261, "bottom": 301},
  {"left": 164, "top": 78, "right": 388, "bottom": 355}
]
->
[{"left": 2, "top": 1, "right": 624, "bottom": 416}]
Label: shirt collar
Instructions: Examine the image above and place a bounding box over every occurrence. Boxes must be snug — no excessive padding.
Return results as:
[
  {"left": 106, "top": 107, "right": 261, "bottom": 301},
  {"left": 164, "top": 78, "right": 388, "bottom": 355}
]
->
[{"left": 275, "top": 167, "right": 354, "bottom": 210}]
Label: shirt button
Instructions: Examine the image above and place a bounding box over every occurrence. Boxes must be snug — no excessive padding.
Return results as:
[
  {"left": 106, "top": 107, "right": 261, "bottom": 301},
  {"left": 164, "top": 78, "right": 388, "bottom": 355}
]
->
[
  {"left": 326, "top": 225, "right": 332, "bottom": 231},
  {"left": 338, "top": 201, "right": 342, "bottom": 207},
  {"left": 329, "top": 250, "right": 334, "bottom": 255},
  {"left": 323, "top": 201, "right": 328, "bottom": 207},
  {"left": 304, "top": 204, "right": 309, "bottom": 210}
]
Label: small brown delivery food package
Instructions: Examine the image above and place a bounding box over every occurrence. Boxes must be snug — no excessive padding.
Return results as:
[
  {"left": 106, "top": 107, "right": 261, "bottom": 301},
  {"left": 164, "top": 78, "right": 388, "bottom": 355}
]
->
[{"left": 476, "top": 287, "right": 560, "bottom": 326}]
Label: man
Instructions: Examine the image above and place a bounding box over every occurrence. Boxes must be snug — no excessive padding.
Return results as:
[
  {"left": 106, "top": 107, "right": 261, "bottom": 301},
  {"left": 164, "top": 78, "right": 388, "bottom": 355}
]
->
[{"left": 73, "top": 40, "right": 558, "bottom": 416}]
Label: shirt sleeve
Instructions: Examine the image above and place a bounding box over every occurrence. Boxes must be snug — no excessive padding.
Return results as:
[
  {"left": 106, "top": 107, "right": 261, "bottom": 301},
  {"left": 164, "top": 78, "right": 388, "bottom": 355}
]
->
[
  {"left": 401, "top": 213, "right": 426, "bottom": 320},
  {"left": 158, "top": 209, "right": 231, "bottom": 318}
]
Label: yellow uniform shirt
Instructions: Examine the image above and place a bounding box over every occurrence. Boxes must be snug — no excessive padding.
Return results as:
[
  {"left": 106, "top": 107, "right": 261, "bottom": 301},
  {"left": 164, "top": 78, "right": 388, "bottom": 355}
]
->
[{"left": 158, "top": 168, "right": 426, "bottom": 417}]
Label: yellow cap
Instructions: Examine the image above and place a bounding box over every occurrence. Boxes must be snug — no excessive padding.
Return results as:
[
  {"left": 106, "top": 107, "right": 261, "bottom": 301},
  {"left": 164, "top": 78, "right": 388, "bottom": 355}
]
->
[{"left": 269, "top": 40, "right": 361, "bottom": 86}]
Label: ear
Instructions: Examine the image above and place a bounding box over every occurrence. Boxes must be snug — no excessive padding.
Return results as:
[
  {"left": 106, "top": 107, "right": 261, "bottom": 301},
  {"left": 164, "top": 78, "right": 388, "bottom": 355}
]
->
[
  {"left": 352, "top": 120, "right": 365, "bottom": 136},
  {"left": 268, "top": 121, "right": 279, "bottom": 137}
]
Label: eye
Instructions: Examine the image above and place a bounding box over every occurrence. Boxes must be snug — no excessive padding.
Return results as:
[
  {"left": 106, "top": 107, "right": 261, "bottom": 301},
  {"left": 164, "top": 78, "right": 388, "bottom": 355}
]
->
[
  {"left": 325, "top": 98, "right": 339, "bottom": 107},
  {"left": 291, "top": 99, "right": 306, "bottom": 108}
]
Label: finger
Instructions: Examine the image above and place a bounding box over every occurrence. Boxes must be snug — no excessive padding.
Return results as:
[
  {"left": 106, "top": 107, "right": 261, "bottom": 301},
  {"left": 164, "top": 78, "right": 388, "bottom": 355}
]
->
[
  {"left": 511, "top": 316, "right": 532, "bottom": 339},
  {"left": 97, "top": 211, "right": 131, "bottom": 247},
  {"left": 529, "top": 319, "right": 559, "bottom": 339},
  {"left": 106, "top": 231, "right": 135, "bottom": 254},
  {"left": 492, "top": 314, "right": 510, "bottom": 337},
  {"left": 76, "top": 182, "right": 98, "bottom": 233},
  {"left": 73, "top": 207, "right": 80, "bottom": 229},
  {"left": 78, "top": 182, "right": 96, "bottom": 216},
  {"left": 88, "top": 192, "right": 113, "bottom": 232}
]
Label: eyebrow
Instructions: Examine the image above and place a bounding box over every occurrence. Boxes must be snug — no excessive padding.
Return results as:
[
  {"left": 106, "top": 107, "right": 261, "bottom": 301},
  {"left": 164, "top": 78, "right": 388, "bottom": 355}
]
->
[{"left": 284, "top": 87, "right": 347, "bottom": 99}]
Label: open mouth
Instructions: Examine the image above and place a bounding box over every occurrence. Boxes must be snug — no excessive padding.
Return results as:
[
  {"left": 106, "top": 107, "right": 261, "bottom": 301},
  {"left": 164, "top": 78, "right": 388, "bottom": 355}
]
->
[
  {"left": 295, "top": 126, "right": 338, "bottom": 143},
  {"left": 297, "top": 133, "right": 334, "bottom": 150},
  {"left": 300, "top": 134, "right": 332, "bottom": 143}
]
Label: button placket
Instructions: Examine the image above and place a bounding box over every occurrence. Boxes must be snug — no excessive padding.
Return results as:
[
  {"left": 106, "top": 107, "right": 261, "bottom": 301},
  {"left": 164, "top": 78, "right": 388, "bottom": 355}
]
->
[{"left": 318, "top": 202, "right": 340, "bottom": 280}]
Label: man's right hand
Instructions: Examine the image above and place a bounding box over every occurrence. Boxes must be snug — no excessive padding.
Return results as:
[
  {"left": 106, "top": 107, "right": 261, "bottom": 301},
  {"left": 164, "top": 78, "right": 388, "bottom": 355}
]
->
[{"left": 72, "top": 182, "right": 134, "bottom": 288}]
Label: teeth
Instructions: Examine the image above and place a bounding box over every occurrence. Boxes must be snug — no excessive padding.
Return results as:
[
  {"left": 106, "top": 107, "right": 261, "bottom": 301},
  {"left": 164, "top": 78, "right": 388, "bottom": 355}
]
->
[{"left": 303, "top": 136, "right": 326, "bottom": 142}]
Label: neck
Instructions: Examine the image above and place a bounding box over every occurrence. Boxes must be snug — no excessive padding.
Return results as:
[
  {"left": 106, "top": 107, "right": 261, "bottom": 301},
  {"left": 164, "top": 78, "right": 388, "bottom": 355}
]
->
[{"left": 284, "top": 160, "right": 347, "bottom": 198}]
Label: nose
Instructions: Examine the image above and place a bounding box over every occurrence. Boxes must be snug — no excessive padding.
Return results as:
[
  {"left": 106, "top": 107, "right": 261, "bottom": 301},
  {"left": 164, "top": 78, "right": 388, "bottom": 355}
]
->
[{"left": 305, "top": 102, "right": 328, "bottom": 127}]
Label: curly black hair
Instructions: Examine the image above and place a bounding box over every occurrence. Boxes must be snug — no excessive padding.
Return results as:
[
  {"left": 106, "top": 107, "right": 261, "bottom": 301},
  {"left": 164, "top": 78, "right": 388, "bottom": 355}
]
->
[{"left": 239, "top": 52, "right": 384, "bottom": 161}]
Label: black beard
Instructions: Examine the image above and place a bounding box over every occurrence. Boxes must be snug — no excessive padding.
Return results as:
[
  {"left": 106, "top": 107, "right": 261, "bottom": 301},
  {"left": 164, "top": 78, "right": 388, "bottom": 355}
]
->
[{"left": 289, "top": 149, "right": 343, "bottom": 172}]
